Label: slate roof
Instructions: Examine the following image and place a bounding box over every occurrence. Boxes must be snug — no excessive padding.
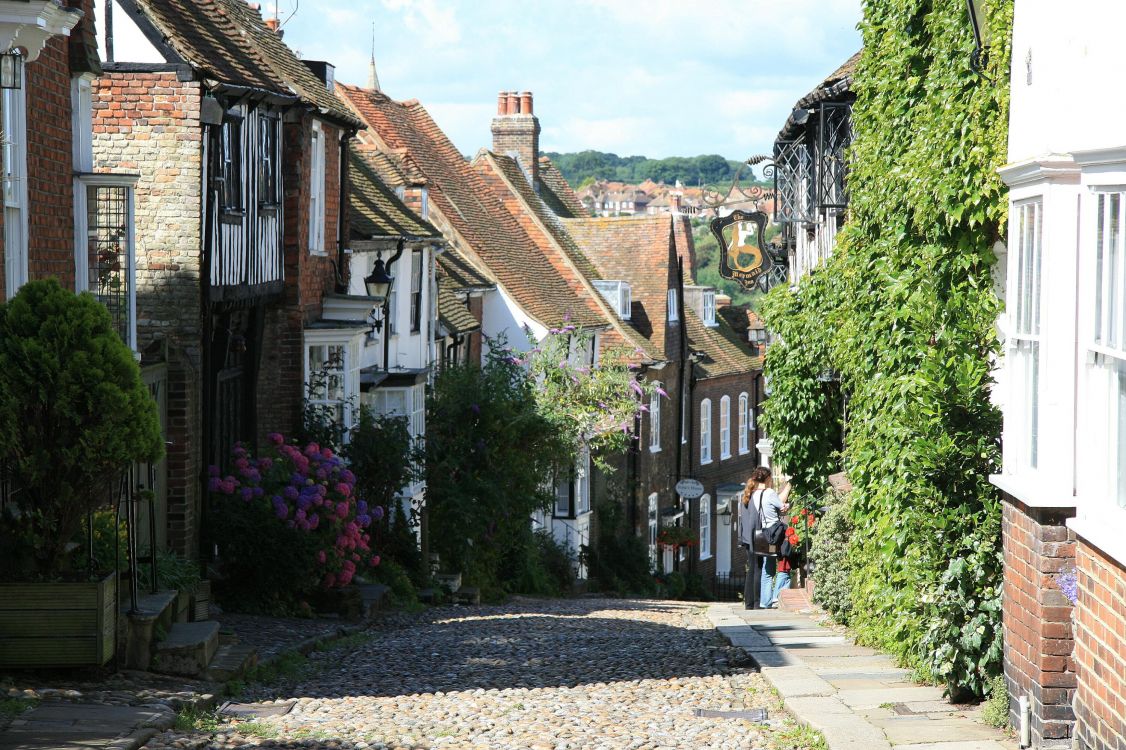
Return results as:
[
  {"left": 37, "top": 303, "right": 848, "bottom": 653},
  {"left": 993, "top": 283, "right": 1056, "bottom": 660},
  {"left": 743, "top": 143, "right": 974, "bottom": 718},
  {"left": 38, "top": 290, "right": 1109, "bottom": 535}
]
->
[
  {"left": 348, "top": 146, "right": 439, "bottom": 240},
  {"left": 336, "top": 84, "right": 605, "bottom": 330},
  {"left": 538, "top": 156, "right": 587, "bottom": 217},
  {"left": 563, "top": 215, "right": 678, "bottom": 352},
  {"left": 128, "top": 0, "right": 358, "bottom": 126}
]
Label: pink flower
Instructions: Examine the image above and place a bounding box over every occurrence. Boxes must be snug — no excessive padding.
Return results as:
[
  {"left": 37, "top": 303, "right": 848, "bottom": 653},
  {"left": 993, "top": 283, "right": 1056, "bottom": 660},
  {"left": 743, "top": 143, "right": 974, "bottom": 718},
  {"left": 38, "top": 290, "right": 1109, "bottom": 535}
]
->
[
  {"left": 268, "top": 432, "right": 284, "bottom": 446},
  {"left": 304, "top": 443, "right": 320, "bottom": 457},
  {"left": 336, "top": 502, "right": 349, "bottom": 519},
  {"left": 369, "top": 555, "right": 381, "bottom": 567},
  {"left": 316, "top": 550, "right": 327, "bottom": 565},
  {"left": 321, "top": 447, "right": 333, "bottom": 459},
  {"left": 335, "top": 482, "right": 352, "bottom": 497}
]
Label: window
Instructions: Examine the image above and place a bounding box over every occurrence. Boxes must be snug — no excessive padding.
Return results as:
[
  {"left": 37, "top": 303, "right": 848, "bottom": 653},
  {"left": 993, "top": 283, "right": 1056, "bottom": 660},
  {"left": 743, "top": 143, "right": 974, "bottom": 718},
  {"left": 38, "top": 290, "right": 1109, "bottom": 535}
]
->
[
  {"left": 219, "top": 117, "right": 243, "bottom": 213},
  {"left": 552, "top": 450, "right": 591, "bottom": 518},
  {"left": 410, "top": 250, "right": 423, "bottom": 333},
  {"left": 699, "top": 494, "right": 712, "bottom": 560},
  {"left": 85, "top": 182, "right": 137, "bottom": 350},
  {"left": 554, "top": 469, "right": 573, "bottom": 517},
  {"left": 648, "top": 493, "right": 659, "bottom": 567},
  {"left": 306, "top": 343, "right": 348, "bottom": 431},
  {"left": 3, "top": 77, "right": 27, "bottom": 299},
  {"left": 719, "top": 395, "right": 731, "bottom": 459},
  {"left": 1089, "top": 192, "right": 1126, "bottom": 509},
  {"left": 700, "top": 398, "right": 712, "bottom": 464},
  {"left": 366, "top": 383, "right": 426, "bottom": 491},
  {"left": 649, "top": 383, "right": 661, "bottom": 452},
  {"left": 258, "top": 115, "right": 280, "bottom": 206},
  {"left": 1007, "top": 200, "right": 1042, "bottom": 472},
  {"left": 309, "top": 123, "right": 326, "bottom": 254},
  {"left": 738, "top": 392, "right": 750, "bottom": 454},
  {"left": 593, "top": 280, "right": 632, "bottom": 320},
  {"left": 703, "top": 289, "right": 716, "bottom": 326},
  {"left": 667, "top": 288, "right": 679, "bottom": 322},
  {"left": 620, "top": 283, "right": 631, "bottom": 319}
]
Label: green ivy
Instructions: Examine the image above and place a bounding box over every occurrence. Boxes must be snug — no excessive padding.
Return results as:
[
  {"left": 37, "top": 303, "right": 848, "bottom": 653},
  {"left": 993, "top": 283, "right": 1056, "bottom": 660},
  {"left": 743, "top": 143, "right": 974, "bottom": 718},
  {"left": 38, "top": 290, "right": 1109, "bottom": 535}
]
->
[{"left": 759, "top": 0, "right": 1013, "bottom": 698}]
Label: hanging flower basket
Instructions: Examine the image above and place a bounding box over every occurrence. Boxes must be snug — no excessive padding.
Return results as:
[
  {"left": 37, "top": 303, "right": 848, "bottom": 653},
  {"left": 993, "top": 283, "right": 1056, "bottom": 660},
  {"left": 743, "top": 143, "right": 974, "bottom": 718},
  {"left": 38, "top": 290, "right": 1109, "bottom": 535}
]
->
[{"left": 657, "top": 526, "right": 698, "bottom": 549}]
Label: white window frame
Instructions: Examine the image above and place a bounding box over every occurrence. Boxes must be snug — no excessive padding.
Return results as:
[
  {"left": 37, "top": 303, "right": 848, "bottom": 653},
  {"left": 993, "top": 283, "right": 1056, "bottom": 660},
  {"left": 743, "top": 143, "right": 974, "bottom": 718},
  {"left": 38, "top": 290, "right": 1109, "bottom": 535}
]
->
[
  {"left": 648, "top": 493, "right": 659, "bottom": 567},
  {"left": 719, "top": 395, "right": 731, "bottom": 459},
  {"left": 3, "top": 75, "right": 28, "bottom": 299},
  {"left": 699, "top": 494, "right": 712, "bottom": 560},
  {"left": 364, "top": 382, "right": 427, "bottom": 495},
  {"left": 700, "top": 398, "right": 712, "bottom": 464},
  {"left": 76, "top": 175, "right": 139, "bottom": 351},
  {"left": 308, "top": 122, "right": 327, "bottom": 255},
  {"left": 738, "top": 392, "right": 750, "bottom": 454},
  {"left": 304, "top": 334, "right": 361, "bottom": 437},
  {"left": 620, "top": 283, "right": 631, "bottom": 319},
  {"left": 703, "top": 289, "right": 717, "bottom": 326},
  {"left": 667, "top": 288, "right": 679, "bottom": 322},
  {"left": 649, "top": 383, "right": 661, "bottom": 453},
  {"left": 1004, "top": 199, "right": 1044, "bottom": 474}
]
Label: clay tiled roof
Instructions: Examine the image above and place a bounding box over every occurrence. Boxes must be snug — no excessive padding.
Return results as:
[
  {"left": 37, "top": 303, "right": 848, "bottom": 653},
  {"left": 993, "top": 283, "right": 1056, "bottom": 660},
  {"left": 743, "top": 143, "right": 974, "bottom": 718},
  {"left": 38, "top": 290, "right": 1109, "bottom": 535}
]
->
[
  {"left": 438, "top": 249, "right": 494, "bottom": 291},
  {"left": 685, "top": 309, "right": 761, "bottom": 379},
  {"left": 348, "top": 146, "right": 438, "bottom": 240},
  {"left": 476, "top": 152, "right": 661, "bottom": 362},
  {"left": 129, "top": 0, "right": 358, "bottom": 125},
  {"left": 538, "top": 156, "right": 587, "bottom": 218},
  {"left": 563, "top": 215, "right": 678, "bottom": 352},
  {"left": 336, "top": 84, "right": 604, "bottom": 330},
  {"left": 718, "top": 305, "right": 764, "bottom": 340},
  {"left": 438, "top": 286, "right": 480, "bottom": 335},
  {"left": 778, "top": 50, "right": 860, "bottom": 142}
]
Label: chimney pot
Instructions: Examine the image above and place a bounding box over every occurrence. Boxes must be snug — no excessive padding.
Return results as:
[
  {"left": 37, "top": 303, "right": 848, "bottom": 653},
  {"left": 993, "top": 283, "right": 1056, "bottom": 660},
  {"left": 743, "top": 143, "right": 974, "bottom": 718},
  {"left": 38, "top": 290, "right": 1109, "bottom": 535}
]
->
[
  {"left": 497, "top": 92, "right": 506, "bottom": 115},
  {"left": 505, "top": 92, "right": 518, "bottom": 115},
  {"left": 520, "top": 91, "right": 533, "bottom": 116},
  {"left": 265, "top": 17, "right": 281, "bottom": 33}
]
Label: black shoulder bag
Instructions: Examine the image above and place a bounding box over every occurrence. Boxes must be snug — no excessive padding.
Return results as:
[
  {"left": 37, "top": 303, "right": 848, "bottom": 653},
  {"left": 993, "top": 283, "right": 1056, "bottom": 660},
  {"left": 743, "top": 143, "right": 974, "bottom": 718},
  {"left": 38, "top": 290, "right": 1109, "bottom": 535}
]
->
[{"left": 752, "top": 489, "right": 786, "bottom": 556}]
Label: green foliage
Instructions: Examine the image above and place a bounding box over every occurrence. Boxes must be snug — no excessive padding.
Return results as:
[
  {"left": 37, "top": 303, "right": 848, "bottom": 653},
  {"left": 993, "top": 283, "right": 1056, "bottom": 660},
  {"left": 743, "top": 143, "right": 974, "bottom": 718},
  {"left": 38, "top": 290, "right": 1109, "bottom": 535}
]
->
[
  {"left": 0, "top": 280, "right": 163, "bottom": 579},
  {"left": 0, "top": 698, "right": 37, "bottom": 722},
  {"left": 809, "top": 493, "right": 854, "bottom": 622},
  {"left": 582, "top": 498, "right": 656, "bottom": 596},
  {"left": 507, "top": 529, "right": 576, "bottom": 597},
  {"left": 656, "top": 570, "right": 686, "bottom": 600},
  {"left": 754, "top": 1, "right": 1013, "bottom": 699},
  {"left": 373, "top": 558, "right": 418, "bottom": 606},
  {"left": 544, "top": 150, "right": 743, "bottom": 189},
  {"left": 141, "top": 549, "right": 202, "bottom": 594},
  {"left": 981, "top": 674, "right": 1010, "bottom": 728},
  {"left": 425, "top": 346, "right": 564, "bottom": 597}
]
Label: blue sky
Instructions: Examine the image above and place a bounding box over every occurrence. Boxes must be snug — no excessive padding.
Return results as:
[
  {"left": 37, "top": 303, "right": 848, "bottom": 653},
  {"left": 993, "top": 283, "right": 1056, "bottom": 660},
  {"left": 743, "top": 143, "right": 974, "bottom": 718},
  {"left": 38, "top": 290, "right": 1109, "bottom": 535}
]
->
[{"left": 279, "top": 0, "right": 862, "bottom": 161}]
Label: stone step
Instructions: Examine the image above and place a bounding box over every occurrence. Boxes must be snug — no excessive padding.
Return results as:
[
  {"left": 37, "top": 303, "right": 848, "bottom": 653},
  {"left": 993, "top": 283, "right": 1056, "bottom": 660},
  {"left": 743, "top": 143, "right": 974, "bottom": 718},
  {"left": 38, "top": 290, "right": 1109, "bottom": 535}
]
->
[
  {"left": 454, "top": 586, "right": 480, "bottom": 605},
  {"left": 122, "top": 590, "right": 180, "bottom": 671},
  {"left": 150, "top": 620, "right": 220, "bottom": 677},
  {"left": 203, "top": 642, "right": 258, "bottom": 682}
]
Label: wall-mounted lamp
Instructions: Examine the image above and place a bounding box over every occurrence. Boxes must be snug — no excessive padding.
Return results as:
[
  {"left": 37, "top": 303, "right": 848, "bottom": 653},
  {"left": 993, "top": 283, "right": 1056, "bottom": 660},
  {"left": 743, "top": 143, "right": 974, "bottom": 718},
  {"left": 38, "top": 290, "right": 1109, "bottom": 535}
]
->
[
  {"left": 0, "top": 50, "right": 24, "bottom": 90},
  {"left": 364, "top": 256, "right": 394, "bottom": 299},
  {"left": 965, "top": 0, "right": 990, "bottom": 72}
]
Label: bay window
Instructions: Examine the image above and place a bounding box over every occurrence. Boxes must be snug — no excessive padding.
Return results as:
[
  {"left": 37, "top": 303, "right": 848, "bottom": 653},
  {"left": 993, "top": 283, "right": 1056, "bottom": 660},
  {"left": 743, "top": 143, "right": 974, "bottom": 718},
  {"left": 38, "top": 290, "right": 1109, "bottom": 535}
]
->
[
  {"left": 305, "top": 332, "right": 363, "bottom": 437},
  {"left": 1006, "top": 199, "right": 1043, "bottom": 472}
]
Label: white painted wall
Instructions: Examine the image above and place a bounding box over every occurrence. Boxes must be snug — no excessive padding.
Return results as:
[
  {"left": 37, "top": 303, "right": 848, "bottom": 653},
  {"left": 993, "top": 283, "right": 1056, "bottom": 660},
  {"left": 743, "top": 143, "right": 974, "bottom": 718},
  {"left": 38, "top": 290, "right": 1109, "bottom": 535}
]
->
[
  {"left": 481, "top": 284, "right": 547, "bottom": 357},
  {"left": 95, "top": 1, "right": 167, "bottom": 64}
]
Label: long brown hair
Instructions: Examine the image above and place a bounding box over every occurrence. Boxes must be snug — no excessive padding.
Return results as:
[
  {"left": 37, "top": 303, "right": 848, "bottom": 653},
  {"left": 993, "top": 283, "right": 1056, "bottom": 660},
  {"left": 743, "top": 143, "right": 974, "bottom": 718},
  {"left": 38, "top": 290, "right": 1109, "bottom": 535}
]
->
[{"left": 742, "top": 466, "right": 772, "bottom": 504}]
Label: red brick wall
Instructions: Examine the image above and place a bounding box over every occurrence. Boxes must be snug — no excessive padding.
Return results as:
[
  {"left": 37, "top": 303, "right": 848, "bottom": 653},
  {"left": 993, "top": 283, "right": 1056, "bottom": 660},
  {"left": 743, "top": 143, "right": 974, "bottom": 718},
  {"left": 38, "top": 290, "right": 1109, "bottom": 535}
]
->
[
  {"left": 92, "top": 72, "right": 204, "bottom": 558},
  {"left": 468, "top": 295, "right": 484, "bottom": 364},
  {"left": 1001, "top": 497, "right": 1076, "bottom": 744},
  {"left": 1073, "top": 537, "right": 1126, "bottom": 750},
  {"left": 23, "top": 36, "right": 75, "bottom": 292}
]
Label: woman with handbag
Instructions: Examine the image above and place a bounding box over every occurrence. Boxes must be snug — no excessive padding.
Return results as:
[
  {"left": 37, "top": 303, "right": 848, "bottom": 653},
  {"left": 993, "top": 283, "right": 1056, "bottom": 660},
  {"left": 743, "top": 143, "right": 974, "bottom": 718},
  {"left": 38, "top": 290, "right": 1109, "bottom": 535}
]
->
[{"left": 743, "top": 466, "right": 792, "bottom": 608}]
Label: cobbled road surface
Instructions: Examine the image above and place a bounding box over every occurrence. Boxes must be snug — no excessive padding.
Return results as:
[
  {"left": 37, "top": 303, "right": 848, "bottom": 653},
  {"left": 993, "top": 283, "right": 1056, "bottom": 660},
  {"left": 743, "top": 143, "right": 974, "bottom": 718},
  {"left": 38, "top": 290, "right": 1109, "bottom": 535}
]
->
[{"left": 145, "top": 598, "right": 797, "bottom": 750}]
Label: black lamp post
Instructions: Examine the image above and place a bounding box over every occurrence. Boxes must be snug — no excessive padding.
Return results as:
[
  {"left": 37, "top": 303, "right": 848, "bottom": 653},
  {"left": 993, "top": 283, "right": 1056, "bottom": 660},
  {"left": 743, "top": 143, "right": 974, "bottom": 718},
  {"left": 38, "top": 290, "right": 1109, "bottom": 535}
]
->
[
  {"left": 965, "top": 0, "right": 989, "bottom": 72},
  {"left": 0, "top": 50, "right": 23, "bottom": 90},
  {"left": 364, "top": 257, "right": 393, "bottom": 334}
]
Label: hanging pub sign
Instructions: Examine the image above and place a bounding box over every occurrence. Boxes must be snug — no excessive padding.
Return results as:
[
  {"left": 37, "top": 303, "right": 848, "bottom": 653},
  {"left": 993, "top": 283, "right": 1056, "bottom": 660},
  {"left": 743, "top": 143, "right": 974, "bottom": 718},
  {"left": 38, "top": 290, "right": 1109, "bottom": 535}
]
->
[{"left": 709, "top": 210, "right": 772, "bottom": 291}]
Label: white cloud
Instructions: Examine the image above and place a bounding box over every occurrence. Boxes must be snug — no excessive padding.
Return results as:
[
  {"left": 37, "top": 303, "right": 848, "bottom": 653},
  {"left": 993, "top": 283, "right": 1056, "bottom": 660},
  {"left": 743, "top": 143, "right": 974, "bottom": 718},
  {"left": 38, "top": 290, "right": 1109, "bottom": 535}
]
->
[{"left": 381, "top": 0, "right": 461, "bottom": 47}]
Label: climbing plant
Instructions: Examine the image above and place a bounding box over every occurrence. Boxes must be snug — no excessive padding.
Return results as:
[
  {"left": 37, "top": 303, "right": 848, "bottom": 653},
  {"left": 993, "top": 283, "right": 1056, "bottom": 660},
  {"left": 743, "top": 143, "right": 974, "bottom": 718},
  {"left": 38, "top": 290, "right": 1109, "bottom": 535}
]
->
[{"left": 759, "top": 0, "right": 1013, "bottom": 698}]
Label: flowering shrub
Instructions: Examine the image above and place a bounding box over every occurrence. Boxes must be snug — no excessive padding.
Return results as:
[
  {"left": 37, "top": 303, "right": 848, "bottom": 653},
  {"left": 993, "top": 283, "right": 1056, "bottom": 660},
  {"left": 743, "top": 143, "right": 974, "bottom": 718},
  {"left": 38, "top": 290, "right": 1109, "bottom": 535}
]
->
[{"left": 207, "top": 435, "right": 382, "bottom": 607}]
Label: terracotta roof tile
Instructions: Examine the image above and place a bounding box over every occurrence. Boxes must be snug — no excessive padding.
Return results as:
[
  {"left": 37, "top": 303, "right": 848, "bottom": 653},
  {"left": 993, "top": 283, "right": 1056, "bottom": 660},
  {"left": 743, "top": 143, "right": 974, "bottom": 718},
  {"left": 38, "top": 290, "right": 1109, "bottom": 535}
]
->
[
  {"left": 438, "top": 286, "right": 480, "bottom": 334},
  {"left": 348, "top": 145, "right": 439, "bottom": 240},
  {"left": 438, "top": 249, "right": 494, "bottom": 291},
  {"left": 685, "top": 309, "right": 761, "bottom": 379},
  {"left": 336, "top": 84, "right": 604, "bottom": 329},
  {"left": 538, "top": 156, "right": 587, "bottom": 217}
]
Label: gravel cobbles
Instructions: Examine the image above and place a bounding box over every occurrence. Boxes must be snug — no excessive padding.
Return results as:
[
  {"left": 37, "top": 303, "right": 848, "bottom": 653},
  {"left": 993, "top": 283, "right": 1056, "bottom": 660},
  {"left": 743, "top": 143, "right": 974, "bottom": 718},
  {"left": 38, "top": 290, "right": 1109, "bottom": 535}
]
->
[{"left": 142, "top": 598, "right": 787, "bottom": 750}]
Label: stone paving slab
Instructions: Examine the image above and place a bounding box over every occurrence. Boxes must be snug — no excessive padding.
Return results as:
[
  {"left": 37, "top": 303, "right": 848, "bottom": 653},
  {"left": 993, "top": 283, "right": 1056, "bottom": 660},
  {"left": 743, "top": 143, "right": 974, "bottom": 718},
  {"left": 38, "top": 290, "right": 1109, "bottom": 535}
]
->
[
  {"left": 706, "top": 604, "right": 1009, "bottom": 750},
  {"left": 0, "top": 702, "right": 173, "bottom": 750}
]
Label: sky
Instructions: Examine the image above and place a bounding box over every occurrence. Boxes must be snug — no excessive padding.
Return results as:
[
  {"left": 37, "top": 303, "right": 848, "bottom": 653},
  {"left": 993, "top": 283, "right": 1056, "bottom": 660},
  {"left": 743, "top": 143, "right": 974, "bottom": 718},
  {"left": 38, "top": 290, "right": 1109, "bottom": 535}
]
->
[{"left": 279, "top": 0, "right": 862, "bottom": 162}]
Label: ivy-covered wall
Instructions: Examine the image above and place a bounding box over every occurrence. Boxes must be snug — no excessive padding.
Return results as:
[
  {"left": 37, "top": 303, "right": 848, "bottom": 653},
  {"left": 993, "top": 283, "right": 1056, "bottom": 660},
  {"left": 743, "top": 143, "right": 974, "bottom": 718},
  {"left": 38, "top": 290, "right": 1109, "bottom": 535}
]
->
[{"left": 760, "top": 0, "right": 1013, "bottom": 697}]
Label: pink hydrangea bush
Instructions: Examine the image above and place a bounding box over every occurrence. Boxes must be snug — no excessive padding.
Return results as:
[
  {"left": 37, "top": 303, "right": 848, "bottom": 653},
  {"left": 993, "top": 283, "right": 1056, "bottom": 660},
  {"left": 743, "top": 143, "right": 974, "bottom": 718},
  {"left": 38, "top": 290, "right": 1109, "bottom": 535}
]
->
[{"left": 208, "top": 434, "right": 382, "bottom": 589}]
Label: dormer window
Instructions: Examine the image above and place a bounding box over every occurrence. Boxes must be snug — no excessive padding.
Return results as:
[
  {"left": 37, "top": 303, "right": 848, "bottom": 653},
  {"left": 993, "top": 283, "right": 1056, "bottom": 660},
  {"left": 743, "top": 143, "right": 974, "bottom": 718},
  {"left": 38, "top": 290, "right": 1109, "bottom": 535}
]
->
[
  {"left": 668, "top": 288, "right": 679, "bottom": 322},
  {"left": 594, "top": 280, "right": 631, "bottom": 320},
  {"left": 703, "top": 289, "right": 716, "bottom": 326}
]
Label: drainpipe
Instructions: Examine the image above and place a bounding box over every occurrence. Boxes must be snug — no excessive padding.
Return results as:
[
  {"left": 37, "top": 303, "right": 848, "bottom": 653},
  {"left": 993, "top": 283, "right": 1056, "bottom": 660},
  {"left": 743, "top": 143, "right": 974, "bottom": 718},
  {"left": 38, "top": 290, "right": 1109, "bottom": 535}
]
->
[
  {"left": 336, "top": 128, "right": 356, "bottom": 293},
  {"left": 382, "top": 238, "right": 405, "bottom": 371}
]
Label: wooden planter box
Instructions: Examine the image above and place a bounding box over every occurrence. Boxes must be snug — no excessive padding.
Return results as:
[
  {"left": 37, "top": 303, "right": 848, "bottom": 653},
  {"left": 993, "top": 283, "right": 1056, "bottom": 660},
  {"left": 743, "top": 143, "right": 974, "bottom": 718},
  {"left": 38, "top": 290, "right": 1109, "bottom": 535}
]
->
[{"left": 0, "top": 573, "right": 116, "bottom": 667}]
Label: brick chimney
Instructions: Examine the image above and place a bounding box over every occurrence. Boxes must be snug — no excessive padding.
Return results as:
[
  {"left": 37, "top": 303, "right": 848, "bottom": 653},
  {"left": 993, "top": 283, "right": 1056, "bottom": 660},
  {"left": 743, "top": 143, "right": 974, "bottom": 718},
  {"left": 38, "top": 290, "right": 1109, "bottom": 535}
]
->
[{"left": 491, "top": 90, "right": 540, "bottom": 187}]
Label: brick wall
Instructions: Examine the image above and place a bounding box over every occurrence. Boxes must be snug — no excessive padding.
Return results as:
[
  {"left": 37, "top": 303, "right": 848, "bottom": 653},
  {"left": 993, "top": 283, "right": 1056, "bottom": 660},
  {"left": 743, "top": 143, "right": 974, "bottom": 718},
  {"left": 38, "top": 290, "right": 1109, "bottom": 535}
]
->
[
  {"left": 1072, "top": 537, "right": 1126, "bottom": 750},
  {"left": 256, "top": 115, "right": 346, "bottom": 444},
  {"left": 92, "top": 72, "right": 204, "bottom": 558},
  {"left": 1001, "top": 496, "right": 1076, "bottom": 745},
  {"left": 25, "top": 36, "right": 75, "bottom": 291}
]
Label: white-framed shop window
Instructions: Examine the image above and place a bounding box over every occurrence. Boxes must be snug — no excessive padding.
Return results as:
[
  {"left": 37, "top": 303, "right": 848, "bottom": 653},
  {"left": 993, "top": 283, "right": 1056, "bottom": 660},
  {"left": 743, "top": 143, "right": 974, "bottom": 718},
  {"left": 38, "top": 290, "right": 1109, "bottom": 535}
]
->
[
  {"left": 738, "top": 392, "right": 750, "bottom": 454},
  {"left": 308, "top": 122, "right": 326, "bottom": 255},
  {"left": 1005, "top": 199, "right": 1043, "bottom": 473},
  {"left": 700, "top": 398, "right": 712, "bottom": 464},
  {"left": 649, "top": 383, "right": 661, "bottom": 452},
  {"left": 720, "top": 395, "right": 731, "bottom": 459},
  {"left": 3, "top": 75, "right": 28, "bottom": 299},
  {"left": 699, "top": 494, "right": 712, "bottom": 560}
]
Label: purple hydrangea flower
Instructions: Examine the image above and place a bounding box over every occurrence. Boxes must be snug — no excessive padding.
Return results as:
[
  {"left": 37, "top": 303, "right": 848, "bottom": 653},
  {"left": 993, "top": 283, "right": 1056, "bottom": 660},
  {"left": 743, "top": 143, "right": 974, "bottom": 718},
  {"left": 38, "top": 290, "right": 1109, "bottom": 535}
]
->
[{"left": 1056, "top": 570, "right": 1078, "bottom": 605}]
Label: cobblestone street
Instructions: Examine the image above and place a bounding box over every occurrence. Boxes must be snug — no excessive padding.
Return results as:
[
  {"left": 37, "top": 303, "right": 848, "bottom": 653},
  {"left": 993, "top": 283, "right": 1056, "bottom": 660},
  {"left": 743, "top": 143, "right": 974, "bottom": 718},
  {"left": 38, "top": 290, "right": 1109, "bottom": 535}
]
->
[{"left": 143, "top": 598, "right": 795, "bottom": 750}]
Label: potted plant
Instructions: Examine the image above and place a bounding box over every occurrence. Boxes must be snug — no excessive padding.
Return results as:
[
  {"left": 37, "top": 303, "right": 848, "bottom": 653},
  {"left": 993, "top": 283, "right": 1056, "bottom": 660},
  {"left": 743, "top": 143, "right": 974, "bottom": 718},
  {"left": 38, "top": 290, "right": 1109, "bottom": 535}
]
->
[{"left": 0, "top": 280, "right": 163, "bottom": 667}]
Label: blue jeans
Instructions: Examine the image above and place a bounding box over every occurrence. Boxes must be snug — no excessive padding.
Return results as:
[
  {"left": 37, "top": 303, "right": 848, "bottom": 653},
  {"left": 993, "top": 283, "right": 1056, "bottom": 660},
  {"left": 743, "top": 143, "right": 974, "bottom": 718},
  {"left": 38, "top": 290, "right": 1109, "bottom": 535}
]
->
[{"left": 760, "top": 556, "right": 791, "bottom": 607}]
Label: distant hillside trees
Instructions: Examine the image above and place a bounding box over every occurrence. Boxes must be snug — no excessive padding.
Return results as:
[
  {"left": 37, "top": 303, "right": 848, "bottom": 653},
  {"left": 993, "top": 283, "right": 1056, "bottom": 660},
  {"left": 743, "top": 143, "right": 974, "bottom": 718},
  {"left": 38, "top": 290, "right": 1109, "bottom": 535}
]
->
[{"left": 545, "top": 150, "right": 744, "bottom": 188}]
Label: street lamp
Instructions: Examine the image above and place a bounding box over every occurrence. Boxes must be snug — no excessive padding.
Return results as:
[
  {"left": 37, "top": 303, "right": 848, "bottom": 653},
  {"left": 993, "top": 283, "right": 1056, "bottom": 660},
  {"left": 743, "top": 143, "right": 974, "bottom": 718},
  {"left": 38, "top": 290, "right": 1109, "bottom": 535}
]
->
[
  {"left": 364, "top": 255, "right": 393, "bottom": 334},
  {"left": 0, "top": 50, "right": 24, "bottom": 90},
  {"left": 965, "top": 0, "right": 990, "bottom": 72}
]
